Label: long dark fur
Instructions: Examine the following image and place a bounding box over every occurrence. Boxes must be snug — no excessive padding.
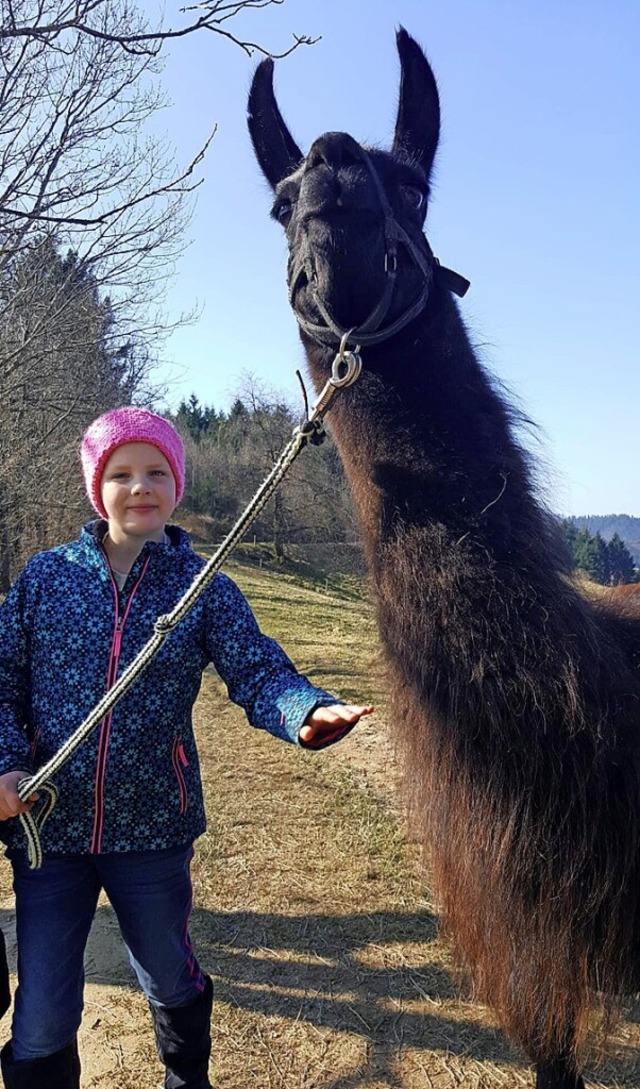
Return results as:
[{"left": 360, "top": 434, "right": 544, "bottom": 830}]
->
[{"left": 247, "top": 30, "right": 640, "bottom": 1071}]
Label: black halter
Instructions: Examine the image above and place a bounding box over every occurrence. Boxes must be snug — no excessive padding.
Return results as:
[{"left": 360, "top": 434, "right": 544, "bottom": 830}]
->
[{"left": 288, "top": 146, "right": 470, "bottom": 351}]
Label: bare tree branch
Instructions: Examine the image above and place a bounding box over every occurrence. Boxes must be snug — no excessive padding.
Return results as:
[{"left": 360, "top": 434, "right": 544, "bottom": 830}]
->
[
  {"left": 0, "top": 126, "right": 216, "bottom": 227},
  {"left": 0, "top": 0, "right": 319, "bottom": 59}
]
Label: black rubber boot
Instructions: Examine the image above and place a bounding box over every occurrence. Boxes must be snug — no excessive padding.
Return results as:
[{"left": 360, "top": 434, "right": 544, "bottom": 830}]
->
[
  {"left": 150, "top": 975, "right": 213, "bottom": 1089},
  {"left": 536, "top": 1057, "right": 586, "bottom": 1089},
  {"left": 0, "top": 1039, "right": 80, "bottom": 1089}
]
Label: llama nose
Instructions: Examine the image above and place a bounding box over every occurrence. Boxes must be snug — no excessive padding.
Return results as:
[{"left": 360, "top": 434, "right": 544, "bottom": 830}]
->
[{"left": 305, "top": 132, "right": 366, "bottom": 173}]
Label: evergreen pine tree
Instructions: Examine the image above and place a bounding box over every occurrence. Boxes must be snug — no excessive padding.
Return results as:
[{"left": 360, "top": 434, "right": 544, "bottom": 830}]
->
[{"left": 606, "top": 533, "right": 637, "bottom": 584}]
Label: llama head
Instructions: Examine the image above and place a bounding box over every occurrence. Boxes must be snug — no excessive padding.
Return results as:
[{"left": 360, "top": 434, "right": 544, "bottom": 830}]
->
[{"left": 248, "top": 29, "right": 448, "bottom": 352}]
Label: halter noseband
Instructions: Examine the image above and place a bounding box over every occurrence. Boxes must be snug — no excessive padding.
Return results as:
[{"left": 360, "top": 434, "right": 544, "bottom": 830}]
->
[{"left": 288, "top": 145, "right": 470, "bottom": 351}]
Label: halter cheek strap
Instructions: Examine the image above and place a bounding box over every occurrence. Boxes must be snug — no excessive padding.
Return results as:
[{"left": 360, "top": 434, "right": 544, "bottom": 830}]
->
[{"left": 288, "top": 146, "right": 470, "bottom": 351}]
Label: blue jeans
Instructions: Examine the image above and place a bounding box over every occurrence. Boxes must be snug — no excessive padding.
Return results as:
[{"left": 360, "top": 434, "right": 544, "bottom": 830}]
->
[{"left": 8, "top": 844, "right": 206, "bottom": 1061}]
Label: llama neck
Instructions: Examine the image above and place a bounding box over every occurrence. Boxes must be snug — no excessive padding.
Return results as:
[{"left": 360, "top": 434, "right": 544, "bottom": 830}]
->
[
  {"left": 305, "top": 292, "right": 558, "bottom": 579},
  {"left": 307, "top": 289, "right": 640, "bottom": 770}
]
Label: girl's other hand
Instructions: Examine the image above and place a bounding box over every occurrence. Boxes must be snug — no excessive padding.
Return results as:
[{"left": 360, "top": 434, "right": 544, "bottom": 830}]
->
[{"left": 0, "top": 771, "right": 38, "bottom": 821}]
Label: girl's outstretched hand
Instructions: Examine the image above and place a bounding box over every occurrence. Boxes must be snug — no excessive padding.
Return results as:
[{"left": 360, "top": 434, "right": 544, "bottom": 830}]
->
[{"left": 299, "top": 703, "right": 374, "bottom": 749}]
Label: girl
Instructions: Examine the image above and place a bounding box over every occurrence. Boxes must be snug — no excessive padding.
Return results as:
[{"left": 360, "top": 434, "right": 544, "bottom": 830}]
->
[{"left": 0, "top": 406, "right": 373, "bottom": 1089}]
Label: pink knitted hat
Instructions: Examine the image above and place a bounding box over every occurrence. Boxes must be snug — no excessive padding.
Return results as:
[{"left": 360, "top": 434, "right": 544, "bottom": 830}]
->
[{"left": 80, "top": 406, "right": 185, "bottom": 519}]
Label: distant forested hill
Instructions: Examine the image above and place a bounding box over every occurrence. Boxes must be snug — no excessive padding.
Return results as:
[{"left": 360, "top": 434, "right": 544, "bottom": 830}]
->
[{"left": 568, "top": 515, "right": 640, "bottom": 565}]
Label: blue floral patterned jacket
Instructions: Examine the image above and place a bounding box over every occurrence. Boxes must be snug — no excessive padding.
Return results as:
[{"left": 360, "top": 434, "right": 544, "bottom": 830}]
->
[{"left": 0, "top": 522, "right": 340, "bottom": 857}]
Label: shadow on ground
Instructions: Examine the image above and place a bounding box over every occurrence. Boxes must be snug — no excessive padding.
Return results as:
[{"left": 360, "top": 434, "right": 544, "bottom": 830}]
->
[{"left": 3, "top": 902, "right": 639, "bottom": 1088}]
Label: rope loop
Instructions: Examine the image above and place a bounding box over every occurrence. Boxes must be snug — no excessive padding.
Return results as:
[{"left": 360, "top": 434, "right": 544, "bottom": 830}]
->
[{"left": 18, "top": 780, "right": 58, "bottom": 870}]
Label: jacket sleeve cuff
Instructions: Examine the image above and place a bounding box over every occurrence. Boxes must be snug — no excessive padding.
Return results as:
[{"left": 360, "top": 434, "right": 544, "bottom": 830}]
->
[{"left": 274, "top": 686, "right": 341, "bottom": 746}]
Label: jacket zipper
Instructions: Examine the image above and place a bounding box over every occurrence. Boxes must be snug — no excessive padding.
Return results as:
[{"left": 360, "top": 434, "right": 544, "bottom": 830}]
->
[{"left": 90, "top": 554, "right": 151, "bottom": 853}]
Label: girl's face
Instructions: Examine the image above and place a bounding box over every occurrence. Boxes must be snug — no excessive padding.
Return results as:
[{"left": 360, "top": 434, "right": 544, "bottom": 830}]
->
[{"left": 101, "top": 442, "right": 177, "bottom": 543}]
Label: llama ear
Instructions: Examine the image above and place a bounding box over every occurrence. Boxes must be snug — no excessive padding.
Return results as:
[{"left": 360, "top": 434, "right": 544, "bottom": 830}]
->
[
  {"left": 248, "top": 59, "right": 304, "bottom": 189},
  {"left": 392, "top": 28, "right": 440, "bottom": 180}
]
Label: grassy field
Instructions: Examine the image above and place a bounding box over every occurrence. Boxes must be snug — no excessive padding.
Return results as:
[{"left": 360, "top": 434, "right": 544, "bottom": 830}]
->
[{"left": 1, "top": 557, "right": 640, "bottom": 1087}]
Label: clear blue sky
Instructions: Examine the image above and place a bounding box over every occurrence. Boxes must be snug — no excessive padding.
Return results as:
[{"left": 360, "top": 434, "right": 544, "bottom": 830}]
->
[{"left": 145, "top": 0, "right": 639, "bottom": 518}]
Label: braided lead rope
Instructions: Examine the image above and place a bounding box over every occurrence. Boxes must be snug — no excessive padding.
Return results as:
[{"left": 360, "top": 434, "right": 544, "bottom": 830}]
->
[
  {"left": 17, "top": 783, "right": 58, "bottom": 870},
  {"left": 16, "top": 346, "right": 362, "bottom": 867}
]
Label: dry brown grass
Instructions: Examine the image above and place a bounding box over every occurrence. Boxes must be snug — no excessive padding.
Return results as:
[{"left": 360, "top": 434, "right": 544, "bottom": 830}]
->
[{"left": 1, "top": 559, "right": 640, "bottom": 1087}]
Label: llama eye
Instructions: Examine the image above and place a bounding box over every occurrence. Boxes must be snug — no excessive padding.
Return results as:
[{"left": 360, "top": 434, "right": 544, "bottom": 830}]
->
[
  {"left": 274, "top": 198, "right": 293, "bottom": 225},
  {"left": 401, "top": 185, "right": 426, "bottom": 210}
]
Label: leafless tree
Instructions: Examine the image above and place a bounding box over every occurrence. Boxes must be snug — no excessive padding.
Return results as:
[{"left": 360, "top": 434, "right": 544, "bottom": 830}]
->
[
  {"left": 1, "top": 1, "right": 318, "bottom": 59},
  {"left": 0, "top": 1, "right": 209, "bottom": 323},
  {"left": 0, "top": 1, "right": 314, "bottom": 586},
  {"left": 176, "top": 375, "right": 360, "bottom": 565}
]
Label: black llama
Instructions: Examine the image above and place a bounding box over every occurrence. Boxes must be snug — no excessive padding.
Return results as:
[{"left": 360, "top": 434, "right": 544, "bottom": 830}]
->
[{"left": 248, "top": 28, "right": 640, "bottom": 1089}]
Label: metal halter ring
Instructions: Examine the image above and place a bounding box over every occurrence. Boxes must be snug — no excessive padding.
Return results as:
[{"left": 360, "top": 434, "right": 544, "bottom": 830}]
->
[
  {"left": 331, "top": 349, "right": 362, "bottom": 388},
  {"left": 330, "top": 330, "right": 362, "bottom": 388}
]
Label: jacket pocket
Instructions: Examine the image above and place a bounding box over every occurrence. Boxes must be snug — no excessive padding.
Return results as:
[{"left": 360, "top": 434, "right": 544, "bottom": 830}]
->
[{"left": 171, "top": 740, "right": 189, "bottom": 815}]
